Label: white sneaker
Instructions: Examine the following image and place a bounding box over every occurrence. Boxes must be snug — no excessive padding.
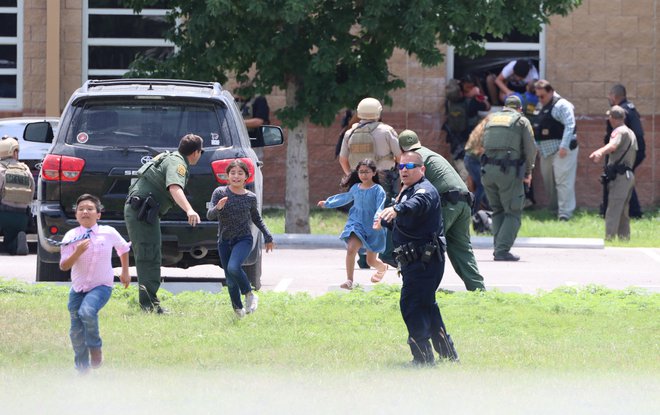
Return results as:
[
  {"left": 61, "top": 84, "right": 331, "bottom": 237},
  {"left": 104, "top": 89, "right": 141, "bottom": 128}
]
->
[
  {"left": 15, "top": 231, "right": 28, "bottom": 256},
  {"left": 245, "top": 292, "right": 258, "bottom": 314},
  {"left": 234, "top": 308, "right": 246, "bottom": 318}
]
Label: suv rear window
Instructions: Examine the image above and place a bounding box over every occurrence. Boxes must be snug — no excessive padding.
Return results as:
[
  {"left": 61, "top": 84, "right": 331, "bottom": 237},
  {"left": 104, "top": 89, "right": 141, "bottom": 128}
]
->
[{"left": 64, "top": 100, "right": 236, "bottom": 148}]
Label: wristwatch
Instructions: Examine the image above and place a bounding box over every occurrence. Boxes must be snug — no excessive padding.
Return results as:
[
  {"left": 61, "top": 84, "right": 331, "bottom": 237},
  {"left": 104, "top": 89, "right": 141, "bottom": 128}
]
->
[{"left": 393, "top": 204, "right": 401, "bottom": 214}]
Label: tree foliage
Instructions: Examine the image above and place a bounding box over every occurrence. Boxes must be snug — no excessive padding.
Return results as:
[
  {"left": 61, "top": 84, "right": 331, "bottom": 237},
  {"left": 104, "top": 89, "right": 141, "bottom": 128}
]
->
[
  {"left": 125, "top": 0, "right": 582, "bottom": 233},
  {"left": 125, "top": 0, "right": 582, "bottom": 128}
]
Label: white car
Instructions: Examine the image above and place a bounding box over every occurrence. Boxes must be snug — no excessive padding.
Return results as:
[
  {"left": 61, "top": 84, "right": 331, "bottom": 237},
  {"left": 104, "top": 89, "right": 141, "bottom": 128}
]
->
[{"left": 0, "top": 117, "right": 60, "bottom": 179}]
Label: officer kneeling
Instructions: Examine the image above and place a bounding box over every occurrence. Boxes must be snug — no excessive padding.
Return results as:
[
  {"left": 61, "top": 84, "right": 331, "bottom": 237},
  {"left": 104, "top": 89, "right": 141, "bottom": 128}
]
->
[
  {"left": 375, "top": 151, "right": 458, "bottom": 365},
  {"left": 0, "top": 136, "right": 34, "bottom": 256}
]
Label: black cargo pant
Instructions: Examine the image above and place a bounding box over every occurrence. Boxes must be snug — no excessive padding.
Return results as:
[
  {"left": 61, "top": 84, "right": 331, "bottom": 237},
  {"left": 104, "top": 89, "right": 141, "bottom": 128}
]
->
[
  {"left": 399, "top": 253, "right": 450, "bottom": 363},
  {"left": 0, "top": 210, "right": 28, "bottom": 255}
]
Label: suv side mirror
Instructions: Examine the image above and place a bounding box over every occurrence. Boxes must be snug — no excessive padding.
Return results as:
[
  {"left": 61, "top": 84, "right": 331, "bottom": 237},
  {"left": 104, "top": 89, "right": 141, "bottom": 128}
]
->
[
  {"left": 23, "top": 122, "right": 54, "bottom": 144},
  {"left": 261, "top": 125, "right": 284, "bottom": 147}
]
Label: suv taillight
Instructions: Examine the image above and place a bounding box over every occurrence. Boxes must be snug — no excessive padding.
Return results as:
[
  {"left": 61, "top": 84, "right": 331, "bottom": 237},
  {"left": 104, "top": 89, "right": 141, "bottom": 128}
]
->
[
  {"left": 41, "top": 154, "right": 86, "bottom": 182},
  {"left": 211, "top": 158, "right": 255, "bottom": 184}
]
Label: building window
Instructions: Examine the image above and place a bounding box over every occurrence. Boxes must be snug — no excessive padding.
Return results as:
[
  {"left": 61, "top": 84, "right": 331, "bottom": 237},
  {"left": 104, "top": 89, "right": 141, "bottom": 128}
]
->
[
  {"left": 83, "top": 0, "right": 174, "bottom": 81},
  {"left": 0, "top": 0, "right": 22, "bottom": 109},
  {"left": 446, "top": 28, "right": 545, "bottom": 102}
]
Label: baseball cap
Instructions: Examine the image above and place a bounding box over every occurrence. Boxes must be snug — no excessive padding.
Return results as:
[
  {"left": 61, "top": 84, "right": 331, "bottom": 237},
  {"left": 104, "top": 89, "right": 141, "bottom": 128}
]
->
[
  {"left": 504, "top": 95, "right": 522, "bottom": 109},
  {"left": 606, "top": 105, "right": 625, "bottom": 119},
  {"left": 398, "top": 130, "right": 421, "bottom": 151}
]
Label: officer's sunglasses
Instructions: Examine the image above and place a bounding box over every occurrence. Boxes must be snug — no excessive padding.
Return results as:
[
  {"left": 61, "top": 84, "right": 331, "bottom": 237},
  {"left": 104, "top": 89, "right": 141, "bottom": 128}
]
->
[{"left": 398, "top": 162, "right": 421, "bottom": 170}]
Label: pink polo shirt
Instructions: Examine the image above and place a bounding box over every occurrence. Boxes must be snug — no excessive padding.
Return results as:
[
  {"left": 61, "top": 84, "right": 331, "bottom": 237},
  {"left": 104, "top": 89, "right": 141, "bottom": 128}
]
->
[{"left": 60, "top": 224, "right": 131, "bottom": 293}]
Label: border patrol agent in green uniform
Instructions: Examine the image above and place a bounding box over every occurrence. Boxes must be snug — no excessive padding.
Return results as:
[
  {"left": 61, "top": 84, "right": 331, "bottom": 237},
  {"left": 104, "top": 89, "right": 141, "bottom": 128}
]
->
[
  {"left": 125, "top": 134, "right": 204, "bottom": 312},
  {"left": 398, "top": 130, "right": 485, "bottom": 291},
  {"left": 480, "top": 95, "right": 537, "bottom": 261}
]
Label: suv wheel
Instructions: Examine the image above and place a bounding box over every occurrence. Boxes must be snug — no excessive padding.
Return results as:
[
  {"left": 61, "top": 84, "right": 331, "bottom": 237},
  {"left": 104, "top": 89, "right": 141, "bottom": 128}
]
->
[{"left": 36, "top": 243, "right": 70, "bottom": 282}]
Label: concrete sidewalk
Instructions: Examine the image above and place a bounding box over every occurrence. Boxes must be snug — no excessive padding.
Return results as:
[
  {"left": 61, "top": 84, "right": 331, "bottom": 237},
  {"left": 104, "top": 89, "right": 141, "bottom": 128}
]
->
[{"left": 273, "top": 234, "right": 605, "bottom": 250}]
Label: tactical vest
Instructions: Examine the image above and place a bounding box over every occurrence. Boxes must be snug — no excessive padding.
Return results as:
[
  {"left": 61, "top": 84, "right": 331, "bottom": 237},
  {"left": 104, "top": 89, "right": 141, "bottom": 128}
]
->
[
  {"left": 347, "top": 122, "right": 381, "bottom": 168},
  {"left": 533, "top": 95, "right": 565, "bottom": 141},
  {"left": 482, "top": 110, "right": 524, "bottom": 159},
  {"left": 0, "top": 159, "right": 33, "bottom": 206},
  {"left": 446, "top": 100, "right": 469, "bottom": 136}
]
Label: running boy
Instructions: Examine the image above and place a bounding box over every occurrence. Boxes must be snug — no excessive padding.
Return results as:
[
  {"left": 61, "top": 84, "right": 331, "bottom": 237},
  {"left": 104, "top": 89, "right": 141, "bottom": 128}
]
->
[{"left": 59, "top": 194, "right": 131, "bottom": 372}]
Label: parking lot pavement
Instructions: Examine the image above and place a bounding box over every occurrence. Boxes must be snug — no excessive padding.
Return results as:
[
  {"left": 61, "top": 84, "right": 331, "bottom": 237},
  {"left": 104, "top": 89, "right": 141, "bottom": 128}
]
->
[{"left": 3, "top": 245, "right": 659, "bottom": 295}]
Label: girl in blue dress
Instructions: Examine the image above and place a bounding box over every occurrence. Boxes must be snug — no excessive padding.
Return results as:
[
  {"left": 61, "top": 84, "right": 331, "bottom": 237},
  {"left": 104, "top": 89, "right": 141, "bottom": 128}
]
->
[{"left": 318, "top": 159, "right": 388, "bottom": 289}]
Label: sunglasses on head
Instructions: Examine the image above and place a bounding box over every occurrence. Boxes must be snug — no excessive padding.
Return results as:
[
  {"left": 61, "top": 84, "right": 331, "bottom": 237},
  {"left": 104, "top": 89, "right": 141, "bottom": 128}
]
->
[{"left": 398, "top": 162, "right": 421, "bottom": 170}]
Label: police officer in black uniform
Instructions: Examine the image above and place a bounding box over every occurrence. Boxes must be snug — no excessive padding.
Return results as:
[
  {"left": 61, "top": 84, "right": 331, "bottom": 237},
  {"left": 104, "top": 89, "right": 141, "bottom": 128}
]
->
[
  {"left": 603, "top": 84, "right": 645, "bottom": 218},
  {"left": 376, "top": 151, "right": 458, "bottom": 365}
]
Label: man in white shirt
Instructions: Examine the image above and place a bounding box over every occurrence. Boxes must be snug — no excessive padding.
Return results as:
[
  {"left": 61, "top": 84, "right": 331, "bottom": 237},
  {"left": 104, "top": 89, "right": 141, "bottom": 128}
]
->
[{"left": 486, "top": 59, "right": 539, "bottom": 105}]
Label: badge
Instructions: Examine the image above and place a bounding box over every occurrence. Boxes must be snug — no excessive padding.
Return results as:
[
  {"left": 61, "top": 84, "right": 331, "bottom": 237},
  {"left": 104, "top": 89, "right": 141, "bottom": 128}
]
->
[{"left": 176, "top": 164, "right": 186, "bottom": 177}]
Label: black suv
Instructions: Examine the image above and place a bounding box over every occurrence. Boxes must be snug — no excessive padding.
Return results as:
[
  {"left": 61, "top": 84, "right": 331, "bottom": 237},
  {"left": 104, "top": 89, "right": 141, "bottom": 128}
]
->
[{"left": 24, "top": 79, "right": 283, "bottom": 287}]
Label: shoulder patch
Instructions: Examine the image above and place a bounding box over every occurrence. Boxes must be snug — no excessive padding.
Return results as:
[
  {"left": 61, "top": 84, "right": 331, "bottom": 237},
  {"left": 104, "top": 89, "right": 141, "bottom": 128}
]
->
[
  {"left": 414, "top": 188, "right": 427, "bottom": 194},
  {"left": 176, "top": 164, "right": 186, "bottom": 177}
]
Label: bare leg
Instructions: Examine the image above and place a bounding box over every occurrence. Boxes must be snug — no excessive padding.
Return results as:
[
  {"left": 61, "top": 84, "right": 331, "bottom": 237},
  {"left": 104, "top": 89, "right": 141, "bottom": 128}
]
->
[
  {"left": 345, "top": 234, "right": 363, "bottom": 282},
  {"left": 366, "top": 251, "right": 386, "bottom": 273},
  {"left": 367, "top": 250, "right": 388, "bottom": 283},
  {"left": 486, "top": 74, "right": 501, "bottom": 105}
]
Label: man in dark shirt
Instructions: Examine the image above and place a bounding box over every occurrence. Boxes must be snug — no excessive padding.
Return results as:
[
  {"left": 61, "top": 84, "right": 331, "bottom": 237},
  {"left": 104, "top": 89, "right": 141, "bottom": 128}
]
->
[{"left": 237, "top": 94, "right": 270, "bottom": 144}]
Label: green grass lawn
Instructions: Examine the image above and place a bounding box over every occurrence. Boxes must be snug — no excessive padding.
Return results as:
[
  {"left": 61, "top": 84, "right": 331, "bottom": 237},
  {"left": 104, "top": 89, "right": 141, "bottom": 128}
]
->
[
  {"left": 264, "top": 207, "right": 660, "bottom": 247},
  {"left": 1, "top": 281, "right": 658, "bottom": 373}
]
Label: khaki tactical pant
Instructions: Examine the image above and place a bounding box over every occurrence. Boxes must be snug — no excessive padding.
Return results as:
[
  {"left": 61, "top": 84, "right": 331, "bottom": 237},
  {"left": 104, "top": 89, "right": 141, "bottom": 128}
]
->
[{"left": 605, "top": 173, "right": 634, "bottom": 240}]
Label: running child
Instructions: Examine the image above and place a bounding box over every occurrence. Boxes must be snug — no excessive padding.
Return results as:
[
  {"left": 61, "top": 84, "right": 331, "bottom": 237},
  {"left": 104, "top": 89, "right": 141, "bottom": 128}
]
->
[
  {"left": 59, "top": 194, "right": 131, "bottom": 373},
  {"left": 318, "top": 158, "right": 388, "bottom": 289},
  {"left": 207, "top": 159, "right": 274, "bottom": 318}
]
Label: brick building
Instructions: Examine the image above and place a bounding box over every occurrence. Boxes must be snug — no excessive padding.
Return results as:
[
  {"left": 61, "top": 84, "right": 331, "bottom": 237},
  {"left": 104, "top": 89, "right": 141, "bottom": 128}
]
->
[{"left": 3, "top": 0, "right": 658, "bottom": 209}]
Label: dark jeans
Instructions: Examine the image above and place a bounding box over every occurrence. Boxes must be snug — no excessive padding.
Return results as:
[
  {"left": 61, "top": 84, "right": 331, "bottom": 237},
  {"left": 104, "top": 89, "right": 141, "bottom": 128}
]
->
[
  {"left": 464, "top": 154, "right": 489, "bottom": 213},
  {"left": 218, "top": 235, "right": 253, "bottom": 310}
]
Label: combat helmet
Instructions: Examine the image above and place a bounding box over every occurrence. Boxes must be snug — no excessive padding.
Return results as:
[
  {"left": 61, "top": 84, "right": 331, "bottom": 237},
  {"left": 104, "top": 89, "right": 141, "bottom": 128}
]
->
[
  {"left": 0, "top": 136, "right": 19, "bottom": 159},
  {"left": 357, "top": 98, "right": 382, "bottom": 120}
]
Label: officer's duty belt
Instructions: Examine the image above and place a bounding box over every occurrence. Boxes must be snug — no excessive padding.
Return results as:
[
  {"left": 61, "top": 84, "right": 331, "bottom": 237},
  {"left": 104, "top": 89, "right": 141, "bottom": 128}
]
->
[
  {"left": 441, "top": 190, "right": 473, "bottom": 207},
  {"left": 0, "top": 204, "right": 29, "bottom": 213},
  {"left": 480, "top": 154, "right": 523, "bottom": 168}
]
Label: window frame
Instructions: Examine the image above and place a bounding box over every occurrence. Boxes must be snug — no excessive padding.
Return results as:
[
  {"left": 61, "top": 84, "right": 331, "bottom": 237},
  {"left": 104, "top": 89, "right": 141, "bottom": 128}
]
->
[
  {"left": 0, "top": 3, "right": 22, "bottom": 110},
  {"left": 446, "top": 25, "right": 546, "bottom": 81},
  {"left": 82, "top": 2, "right": 174, "bottom": 81}
]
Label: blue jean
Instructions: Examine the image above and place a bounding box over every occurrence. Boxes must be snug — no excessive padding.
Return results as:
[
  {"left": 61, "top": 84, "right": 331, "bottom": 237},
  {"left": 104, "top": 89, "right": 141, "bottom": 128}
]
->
[
  {"left": 464, "top": 154, "right": 489, "bottom": 213},
  {"left": 68, "top": 285, "right": 112, "bottom": 370},
  {"left": 218, "top": 235, "right": 253, "bottom": 310}
]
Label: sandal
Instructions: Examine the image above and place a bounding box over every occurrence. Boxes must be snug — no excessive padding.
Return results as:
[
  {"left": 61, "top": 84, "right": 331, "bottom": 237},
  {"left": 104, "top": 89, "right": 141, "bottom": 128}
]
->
[
  {"left": 371, "top": 265, "right": 388, "bottom": 283},
  {"left": 340, "top": 280, "right": 354, "bottom": 290}
]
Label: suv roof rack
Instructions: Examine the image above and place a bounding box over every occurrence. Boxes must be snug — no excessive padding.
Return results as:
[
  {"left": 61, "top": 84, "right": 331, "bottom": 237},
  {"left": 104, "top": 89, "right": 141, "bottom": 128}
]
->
[{"left": 83, "top": 78, "right": 223, "bottom": 93}]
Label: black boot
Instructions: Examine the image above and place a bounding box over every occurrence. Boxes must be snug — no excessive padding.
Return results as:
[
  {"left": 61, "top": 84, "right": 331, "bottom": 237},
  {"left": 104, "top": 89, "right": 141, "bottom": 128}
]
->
[
  {"left": 432, "top": 328, "right": 459, "bottom": 362},
  {"left": 408, "top": 338, "right": 435, "bottom": 366},
  {"left": 356, "top": 253, "right": 370, "bottom": 269}
]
